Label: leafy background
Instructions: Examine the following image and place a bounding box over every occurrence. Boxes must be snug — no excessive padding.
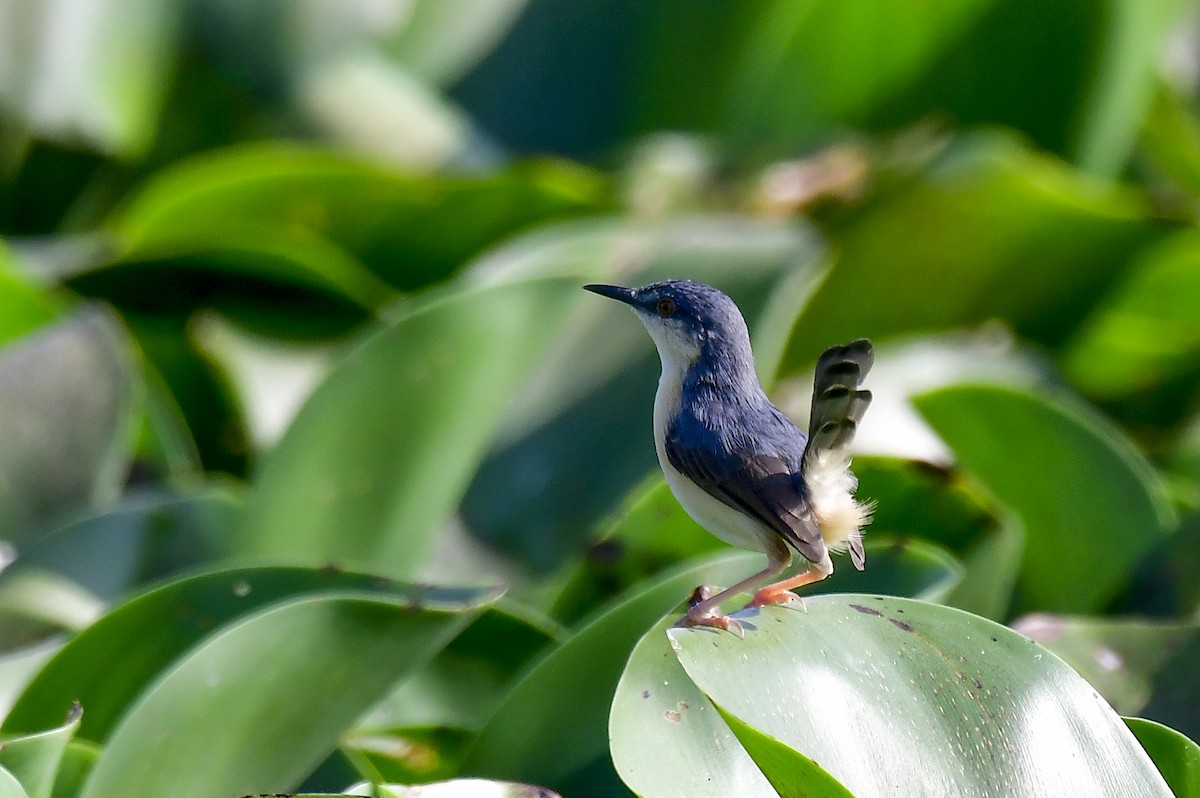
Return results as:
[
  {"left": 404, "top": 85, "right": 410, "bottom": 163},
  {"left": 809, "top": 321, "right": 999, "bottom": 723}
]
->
[{"left": 2, "top": 1, "right": 1200, "bottom": 796}]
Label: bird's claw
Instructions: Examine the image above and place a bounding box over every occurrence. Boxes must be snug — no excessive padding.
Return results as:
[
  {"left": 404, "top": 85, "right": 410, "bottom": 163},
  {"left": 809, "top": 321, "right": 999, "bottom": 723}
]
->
[
  {"left": 675, "top": 609, "right": 744, "bottom": 637},
  {"left": 746, "top": 588, "right": 807, "bottom": 612}
]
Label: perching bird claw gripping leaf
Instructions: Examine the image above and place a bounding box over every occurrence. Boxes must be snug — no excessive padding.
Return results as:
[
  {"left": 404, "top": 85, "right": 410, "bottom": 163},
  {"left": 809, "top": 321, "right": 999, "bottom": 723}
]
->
[{"left": 612, "top": 594, "right": 1173, "bottom": 798}]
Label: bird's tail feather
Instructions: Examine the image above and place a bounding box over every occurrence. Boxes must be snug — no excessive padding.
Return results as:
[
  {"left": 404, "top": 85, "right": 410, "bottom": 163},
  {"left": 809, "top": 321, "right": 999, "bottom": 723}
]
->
[
  {"left": 806, "top": 338, "right": 873, "bottom": 454},
  {"left": 803, "top": 339, "right": 873, "bottom": 571}
]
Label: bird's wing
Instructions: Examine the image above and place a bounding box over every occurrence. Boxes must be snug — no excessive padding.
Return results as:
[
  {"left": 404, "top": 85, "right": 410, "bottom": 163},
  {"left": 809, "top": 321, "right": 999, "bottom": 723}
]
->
[
  {"left": 665, "top": 429, "right": 827, "bottom": 566},
  {"left": 806, "top": 339, "right": 873, "bottom": 458}
]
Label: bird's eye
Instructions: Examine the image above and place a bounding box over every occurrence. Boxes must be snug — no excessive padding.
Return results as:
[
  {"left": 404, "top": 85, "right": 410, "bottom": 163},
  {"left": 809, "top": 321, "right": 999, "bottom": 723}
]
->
[{"left": 656, "top": 297, "right": 676, "bottom": 317}]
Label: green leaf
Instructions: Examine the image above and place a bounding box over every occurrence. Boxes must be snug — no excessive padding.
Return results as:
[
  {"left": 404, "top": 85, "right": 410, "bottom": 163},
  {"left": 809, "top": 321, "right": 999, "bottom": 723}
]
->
[
  {"left": 853, "top": 456, "right": 998, "bottom": 553},
  {"left": 610, "top": 615, "right": 778, "bottom": 798},
  {"left": 236, "top": 275, "right": 583, "bottom": 577},
  {"left": 1067, "top": 0, "right": 1192, "bottom": 175},
  {"left": 463, "top": 552, "right": 762, "bottom": 793},
  {"left": 112, "top": 144, "right": 607, "bottom": 291},
  {"left": 0, "top": 768, "right": 29, "bottom": 798},
  {"left": 9, "top": 486, "right": 242, "bottom": 604},
  {"left": 4, "top": 567, "right": 475, "bottom": 743},
  {"left": 47, "top": 742, "right": 97, "bottom": 798},
  {"left": 778, "top": 132, "right": 1163, "bottom": 375},
  {"left": 915, "top": 383, "right": 1175, "bottom": 613},
  {"left": 1141, "top": 82, "right": 1200, "bottom": 198},
  {"left": 0, "top": 252, "right": 61, "bottom": 348},
  {"left": 1126, "top": 717, "right": 1200, "bottom": 798},
  {"left": 718, "top": 709, "right": 854, "bottom": 798},
  {"left": 1014, "top": 614, "right": 1199, "bottom": 715},
  {"left": 349, "top": 602, "right": 561, "bottom": 783},
  {"left": 724, "top": 0, "right": 995, "bottom": 144},
  {"left": 668, "top": 596, "right": 1172, "bottom": 797},
  {"left": 76, "top": 583, "right": 498, "bottom": 798},
  {"left": 1065, "top": 229, "right": 1200, "bottom": 398},
  {"left": 0, "top": 705, "right": 80, "bottom": 798},
  {"left": 943, "top": 512, "right": 1027, "bottom": 620},
  {"left": 70, "top": 229, "right": 395, "bottom": 340},
  {"left": 0, "top": 307, "right": 141, "bottom": 546}
]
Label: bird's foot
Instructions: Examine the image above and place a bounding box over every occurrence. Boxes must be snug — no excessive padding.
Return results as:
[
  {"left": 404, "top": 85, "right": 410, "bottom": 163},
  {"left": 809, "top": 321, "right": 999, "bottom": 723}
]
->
[
  {"left": 746, "top": 586, "right": 807, "bottom": 612},
  {"left": 674, "top": 608, "right": 744, "bottom": 637}
]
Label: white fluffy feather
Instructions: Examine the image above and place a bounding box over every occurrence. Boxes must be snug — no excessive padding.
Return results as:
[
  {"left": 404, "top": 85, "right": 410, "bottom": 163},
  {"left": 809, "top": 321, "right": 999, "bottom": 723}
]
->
[{"left": 803, "top": 447, "right": 871, "bottom": 552}]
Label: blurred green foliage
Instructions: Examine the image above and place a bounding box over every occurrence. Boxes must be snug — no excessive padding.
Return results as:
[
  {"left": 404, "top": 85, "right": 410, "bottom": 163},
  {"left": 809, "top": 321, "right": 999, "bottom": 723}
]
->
[{"left": 3, "top": 1, "right": 1200, "bottom": 796}]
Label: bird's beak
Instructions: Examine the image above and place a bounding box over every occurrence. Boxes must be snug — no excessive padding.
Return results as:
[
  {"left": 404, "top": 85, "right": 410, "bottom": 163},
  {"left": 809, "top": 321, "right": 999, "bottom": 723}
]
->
[{"left": 583, "top": 283, "right": 637, "bottom": 305}]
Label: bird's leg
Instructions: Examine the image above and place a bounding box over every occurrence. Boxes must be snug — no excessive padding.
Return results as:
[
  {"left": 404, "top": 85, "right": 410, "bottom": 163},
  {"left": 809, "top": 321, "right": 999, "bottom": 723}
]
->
[
  {"left": 676, "top": 544, "right": 790, "bottom": 635},
  {"left": 747, "top": 566, "right": 830, "bottom": 609}
]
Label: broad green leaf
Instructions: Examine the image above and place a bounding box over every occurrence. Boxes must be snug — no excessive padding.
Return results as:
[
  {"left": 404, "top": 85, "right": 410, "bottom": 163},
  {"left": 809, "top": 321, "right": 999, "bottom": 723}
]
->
[
  {"left": 77, "top": 584, "right": 498, "bottom": 798},
  {"left": 669, "top": 596, "right": 1172, "bottom": 797},
  {"left": 349, "top": 602, "right": 562, "bottom": 784},
  {"left": 1065, "top": 229, "right": 1200, "bottom": 398},
  {"left": 1126, "top": 717, "right": 1200, "bottom": 798},
  {"left": 463, "top": 552, "right": 761, "bottom": 793},
  {"left": 0, "top": 308, "right": 141, "bottom": 546},
  {"left": 610, "top": 615, "right": 777, "bottom": 798},
  {"left": 4, "top": 567, "right": 469, "bottom": 742},
  {"left": 915, "top": 383, "right": 1175, "bottom": 613},
  {"left": 112, "top": 144, "right": 607, "bottom": 291},
  {"left": 1013, "top": 614, "right": 1199, "bottom": 715},
  {"left": 236, "top": 276, "right": 583, "bottom": 577},
  {"left": 0, "top": 705, "right": 80, "bottom": 798},
  {"left": 9, "top": 486, "right": 242, "bottom": 604},
  {"left": 0, "top": 0, "right": 179, "bottom": 156},
  {"left": 461, "top": 216, "right": 821, "bottom": 570},
  {"left": 778, "top": 132, "right": 1163, "bottom": 374}
]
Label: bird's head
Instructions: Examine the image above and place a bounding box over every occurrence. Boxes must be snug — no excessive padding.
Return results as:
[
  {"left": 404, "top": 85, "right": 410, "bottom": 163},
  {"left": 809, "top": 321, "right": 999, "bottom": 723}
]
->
[{"left": 583, "top": 280, "right": 754, "bottom": 376}]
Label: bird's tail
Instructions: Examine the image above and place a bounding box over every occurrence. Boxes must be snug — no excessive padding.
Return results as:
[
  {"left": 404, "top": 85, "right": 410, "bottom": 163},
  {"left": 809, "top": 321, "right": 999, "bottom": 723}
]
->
[{"left": 803, "top": 339, "right": 874, "bottom": 570}]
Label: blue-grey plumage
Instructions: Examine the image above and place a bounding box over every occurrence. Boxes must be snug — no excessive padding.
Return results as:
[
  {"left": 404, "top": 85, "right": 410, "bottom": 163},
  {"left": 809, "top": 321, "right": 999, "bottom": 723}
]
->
[{"left": 583, "top": 279, "right": 872, "bottom": 633}]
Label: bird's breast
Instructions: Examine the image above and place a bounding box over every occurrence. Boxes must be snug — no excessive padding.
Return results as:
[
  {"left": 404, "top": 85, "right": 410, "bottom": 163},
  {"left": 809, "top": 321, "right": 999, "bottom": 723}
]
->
[{"left": 652, "top": 368, "right": 776, "bottom": 554}]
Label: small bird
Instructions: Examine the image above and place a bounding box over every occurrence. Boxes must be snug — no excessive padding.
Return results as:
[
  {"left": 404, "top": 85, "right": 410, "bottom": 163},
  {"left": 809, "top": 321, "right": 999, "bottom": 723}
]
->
[{"left": 584, "top": 279, "right": 872, "bottom": 633}]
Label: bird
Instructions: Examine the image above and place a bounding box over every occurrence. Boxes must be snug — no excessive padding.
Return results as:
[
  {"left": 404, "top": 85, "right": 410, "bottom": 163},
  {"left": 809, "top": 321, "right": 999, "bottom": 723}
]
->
[{"left": 583, "top": 279, "right": 873, "bottom": 633}]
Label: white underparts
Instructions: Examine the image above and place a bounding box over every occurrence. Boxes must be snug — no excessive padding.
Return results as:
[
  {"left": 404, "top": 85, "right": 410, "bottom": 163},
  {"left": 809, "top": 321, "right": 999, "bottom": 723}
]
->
[{"left": 803, "top": 446, "right": 871, "bottom": 552}]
